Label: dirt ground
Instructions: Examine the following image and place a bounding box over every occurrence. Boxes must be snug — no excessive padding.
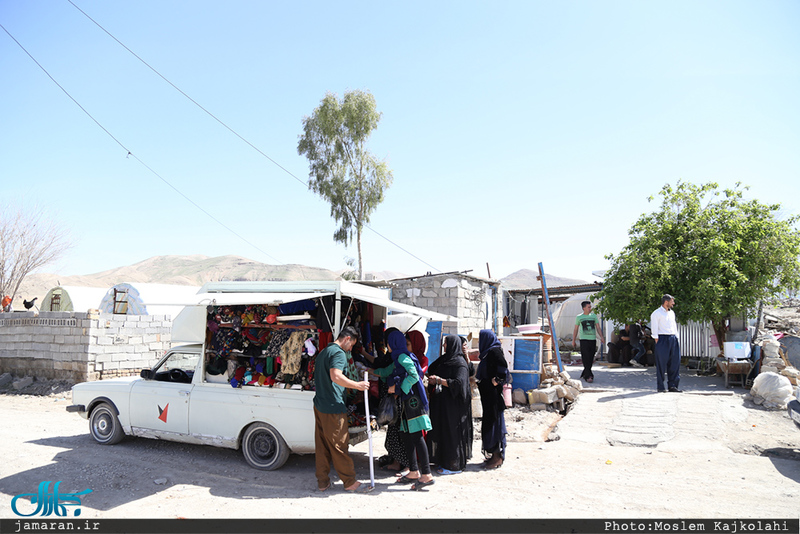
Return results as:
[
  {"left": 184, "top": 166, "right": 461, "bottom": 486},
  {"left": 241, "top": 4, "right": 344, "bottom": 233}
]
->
[{"left": 1, "top": 370, "right": 798, "bottom": 520}]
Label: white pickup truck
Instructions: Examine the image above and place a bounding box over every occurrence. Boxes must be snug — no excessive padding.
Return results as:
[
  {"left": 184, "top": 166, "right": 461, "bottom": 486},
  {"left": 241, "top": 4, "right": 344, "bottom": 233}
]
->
[{"left": 67, "top": 281, "right": 452, "bottom": 470}]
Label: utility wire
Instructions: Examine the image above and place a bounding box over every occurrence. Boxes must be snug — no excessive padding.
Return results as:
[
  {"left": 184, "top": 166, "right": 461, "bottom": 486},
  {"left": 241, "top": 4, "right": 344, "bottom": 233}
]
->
[
  {"left": 0, "top": 22, "right": 284, "bottom": 265},
  {"left": 66, "top": 0, "right": 442, "bottom": 274}
]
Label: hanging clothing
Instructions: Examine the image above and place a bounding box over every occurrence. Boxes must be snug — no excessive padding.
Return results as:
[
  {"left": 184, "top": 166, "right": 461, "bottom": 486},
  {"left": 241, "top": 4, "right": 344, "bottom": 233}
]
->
[
  {"left": 427, "top": 334, "right": 473, "bottom": 472},
  {"left": 476, "top": 329, "right": 509, "bottom": 459},
  {"left": 280, "top": 331, "right": 308, "bottom": 375}
]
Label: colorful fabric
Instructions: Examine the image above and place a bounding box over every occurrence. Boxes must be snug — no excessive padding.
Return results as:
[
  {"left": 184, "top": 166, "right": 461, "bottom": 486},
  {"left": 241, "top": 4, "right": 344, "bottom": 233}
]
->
[{"left": 280, "top": 331, "right": 308, "bottom": 375}]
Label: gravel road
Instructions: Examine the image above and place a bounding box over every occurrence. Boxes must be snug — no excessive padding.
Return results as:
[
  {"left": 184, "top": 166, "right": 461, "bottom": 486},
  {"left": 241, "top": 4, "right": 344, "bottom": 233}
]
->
[{"left": 0, "top": 369, "right": 798, "bottom": 520}]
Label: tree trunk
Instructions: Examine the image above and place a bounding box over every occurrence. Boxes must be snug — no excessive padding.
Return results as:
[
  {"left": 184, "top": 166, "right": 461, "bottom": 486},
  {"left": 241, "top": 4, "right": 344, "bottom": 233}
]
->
[
  {"left": 712, "top": 320, "right": 727, "bottom": 356},
  {"left": 357, "top": 226, "right": 363, "bottom": 281}
]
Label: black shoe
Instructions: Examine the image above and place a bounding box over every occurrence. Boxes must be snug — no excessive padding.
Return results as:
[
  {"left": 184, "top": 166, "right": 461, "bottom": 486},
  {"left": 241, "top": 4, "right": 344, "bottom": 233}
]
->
[
  {"left": 668, "top": 387, "right": 683, "bottom": 393},
  {"left": 657, "top": 389, "right": 667, "bottom": 393}
]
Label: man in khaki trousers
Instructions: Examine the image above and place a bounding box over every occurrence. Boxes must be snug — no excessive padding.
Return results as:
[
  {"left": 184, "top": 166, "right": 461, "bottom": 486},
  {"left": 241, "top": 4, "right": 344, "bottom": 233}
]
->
[{"left": 313, "top": 326, "right": 370, "bottom": 492}]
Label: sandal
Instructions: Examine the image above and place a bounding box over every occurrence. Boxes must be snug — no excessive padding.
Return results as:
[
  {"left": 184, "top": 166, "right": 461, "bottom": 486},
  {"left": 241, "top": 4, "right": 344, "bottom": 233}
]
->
[
  {"left": 395, "top": 475, "right": 418, "bottom": 485},
  {"left": 410, "top": 479, "right": 436, "bottom": 491},
  {"left": 317, "top": 481, "right": 332, "bottom": 492},
  {"left": 436, "top": 468, "right": 462, "bottom": 475}
]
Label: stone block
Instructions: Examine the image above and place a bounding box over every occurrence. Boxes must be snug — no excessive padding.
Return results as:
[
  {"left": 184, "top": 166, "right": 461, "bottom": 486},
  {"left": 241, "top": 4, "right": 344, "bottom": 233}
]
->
[
  {"left": 763, "top": 341, "right": 781, "bottom": 358},
  {"left": 555, "top": 385, "right": 568, "bottom": 398},
  {"left": 540, "top": 386, "right": 560, "bottom": 403},
  {"left": 762, "top": 365, "right": 779, "bottom": 374},
  {"left": 763, "top": 357, "right": 786, "bottom": 370},
  {"left": 559, "top": 370, "right": 572, "bottom": 382},
  {"left": 566, "top": 379, "right": 583, "bottom": 391},
  {"left": 564, "top": 385, "right": 580, "bottom": 401},
  {"left": 104, "top": 361, "right": 120, "bottom": 370},
  {"left": 528, "top": 403, "right": 548, "bottom": 411},
  {"left": 512, "top": 388, "right": 527, "bottom": 405},
  {"left": 12, "top": 377, "right": 33, "bottom": 390},
  {"left": 0, "top": 373, "right": 12, "bottom": 387},
  {"left": 128, "top": 336, "right": 143, "bottom": 345}
]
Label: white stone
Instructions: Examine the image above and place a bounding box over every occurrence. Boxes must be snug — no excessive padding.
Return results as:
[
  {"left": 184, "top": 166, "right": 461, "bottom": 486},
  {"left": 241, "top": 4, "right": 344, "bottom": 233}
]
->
[{"left": 512, "top": 388, "right": 527, "bottom": 405}]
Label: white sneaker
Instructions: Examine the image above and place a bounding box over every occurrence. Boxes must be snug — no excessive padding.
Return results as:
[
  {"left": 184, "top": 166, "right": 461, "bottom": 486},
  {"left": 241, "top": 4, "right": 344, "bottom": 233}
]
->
[{"left": 630, "top": 360, "right": 644, "bottom": 368}]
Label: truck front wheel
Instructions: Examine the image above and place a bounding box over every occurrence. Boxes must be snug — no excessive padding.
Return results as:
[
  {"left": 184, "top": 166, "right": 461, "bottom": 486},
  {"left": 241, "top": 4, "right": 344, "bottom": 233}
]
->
[
  {"left": 89, "top": 402, "right": 125, "bottom": 445},
  {"left": 242, "top": 423, "right": 290, "bottom": 470}
]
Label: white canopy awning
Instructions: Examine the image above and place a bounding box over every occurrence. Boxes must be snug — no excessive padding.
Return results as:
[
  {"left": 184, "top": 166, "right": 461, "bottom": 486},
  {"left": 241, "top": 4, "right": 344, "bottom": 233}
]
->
[{"left": 353, "top": 293, "right": 455, "bottom": 322}]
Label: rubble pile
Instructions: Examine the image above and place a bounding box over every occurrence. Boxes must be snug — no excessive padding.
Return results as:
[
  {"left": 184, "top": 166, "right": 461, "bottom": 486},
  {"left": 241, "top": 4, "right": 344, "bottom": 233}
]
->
[{"left": 512, "top": 363, "right": 582, "bottom": 412}]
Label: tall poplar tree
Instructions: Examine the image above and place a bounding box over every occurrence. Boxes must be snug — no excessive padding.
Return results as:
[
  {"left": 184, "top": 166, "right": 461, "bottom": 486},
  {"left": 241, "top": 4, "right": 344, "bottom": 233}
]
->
[{"left": 297, "top": 90, "right": 393, "bottom": 280}]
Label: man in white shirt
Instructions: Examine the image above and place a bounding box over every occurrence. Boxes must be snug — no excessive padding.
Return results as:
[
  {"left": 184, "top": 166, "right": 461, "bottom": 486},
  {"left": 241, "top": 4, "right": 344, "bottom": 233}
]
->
[{"left": 650, "top": 294, "right": 681, "bottom": 393}]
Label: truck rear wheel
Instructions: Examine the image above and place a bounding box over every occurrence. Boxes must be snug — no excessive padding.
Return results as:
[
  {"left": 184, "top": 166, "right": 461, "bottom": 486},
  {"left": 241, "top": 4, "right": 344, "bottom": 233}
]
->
[
  {"left": 242, "top": 423, "right": 290, "bottom": 470},
  {"left": 89, "top": 402, "right": 124, "bottom": 445}
]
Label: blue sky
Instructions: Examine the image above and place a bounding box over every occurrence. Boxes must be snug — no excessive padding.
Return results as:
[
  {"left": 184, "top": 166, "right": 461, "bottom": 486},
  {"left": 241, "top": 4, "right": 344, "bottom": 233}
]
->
[{"left": 2, "top": 1, "right": 798, "bottom": 281}]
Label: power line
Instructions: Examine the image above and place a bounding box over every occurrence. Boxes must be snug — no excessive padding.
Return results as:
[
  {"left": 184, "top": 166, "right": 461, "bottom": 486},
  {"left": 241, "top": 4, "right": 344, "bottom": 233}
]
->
[
  {"left": 0, "top": 22, "right": 285, "bottom": 265},
  {"left": 65, "top": 0, "right": 442, "bottom": 274}
]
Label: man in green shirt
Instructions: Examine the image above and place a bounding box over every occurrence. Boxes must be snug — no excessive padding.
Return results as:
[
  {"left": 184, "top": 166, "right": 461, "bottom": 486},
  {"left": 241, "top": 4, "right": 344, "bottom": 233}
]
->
[
  {"left": 572, "top": 300, "right": 605, "bottom": 383},
  {"left": 313, "top": 326, "right": 370, "bottom": 492}
]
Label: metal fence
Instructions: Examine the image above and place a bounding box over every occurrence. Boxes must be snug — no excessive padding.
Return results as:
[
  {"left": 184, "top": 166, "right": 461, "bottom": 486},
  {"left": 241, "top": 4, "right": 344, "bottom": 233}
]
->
[{"left": 677, "top": 320, "right": 714, "bottom": 358}]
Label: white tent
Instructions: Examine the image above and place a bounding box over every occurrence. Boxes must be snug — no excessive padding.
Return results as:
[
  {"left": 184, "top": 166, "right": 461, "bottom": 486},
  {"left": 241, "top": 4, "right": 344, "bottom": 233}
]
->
[
  {"left": 41, "top": 286, "right": 108, "bottom": 312},
  {"left": 98, "top": 283, "right": 201, "bottom": 319}
]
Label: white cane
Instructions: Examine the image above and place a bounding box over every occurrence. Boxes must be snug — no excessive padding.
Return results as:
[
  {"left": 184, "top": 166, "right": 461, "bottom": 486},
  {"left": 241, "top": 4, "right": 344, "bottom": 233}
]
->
[{"left": 364, "top": 371, "right": 375, "bottom": 488}]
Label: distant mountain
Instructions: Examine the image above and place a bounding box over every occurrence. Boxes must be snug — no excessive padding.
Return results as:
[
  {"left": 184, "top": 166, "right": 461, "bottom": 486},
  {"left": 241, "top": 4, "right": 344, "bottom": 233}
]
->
[
  {"left": 13, "top": 255, "right": 342, "bottom": 309},
  {"left": 11, "top": 256, "right": 587, "bottom": 310},
  {"left": 500, "top": 269, "right": 589, "bottom": 290}
]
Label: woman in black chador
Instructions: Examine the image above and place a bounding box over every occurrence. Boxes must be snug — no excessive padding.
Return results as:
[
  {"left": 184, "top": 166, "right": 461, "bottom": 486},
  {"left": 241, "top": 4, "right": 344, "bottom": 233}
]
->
[
  {"left": 426, "top": 334, "right": 473, "bottom": 474},
  {"left": 476, "top": 329, "right": 509, "bottom": 469}
]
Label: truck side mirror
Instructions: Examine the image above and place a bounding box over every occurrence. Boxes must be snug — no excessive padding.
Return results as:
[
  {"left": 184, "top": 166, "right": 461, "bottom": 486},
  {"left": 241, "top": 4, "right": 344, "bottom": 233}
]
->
[{"left": 140, "top": 369, "right": 153, "bottom": 380}]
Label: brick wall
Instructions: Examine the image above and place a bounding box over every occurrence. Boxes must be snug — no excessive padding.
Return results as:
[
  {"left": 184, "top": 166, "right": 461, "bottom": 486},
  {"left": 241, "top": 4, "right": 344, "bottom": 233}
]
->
[{"left": 0, "top": 311, "right": 172, "bottom": 382}]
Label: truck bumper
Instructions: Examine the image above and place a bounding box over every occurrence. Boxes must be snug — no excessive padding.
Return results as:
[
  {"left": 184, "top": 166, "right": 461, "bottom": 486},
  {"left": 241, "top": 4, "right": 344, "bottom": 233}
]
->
[{"left": 66, "top": 404, "right": 85, "bottom": 413}]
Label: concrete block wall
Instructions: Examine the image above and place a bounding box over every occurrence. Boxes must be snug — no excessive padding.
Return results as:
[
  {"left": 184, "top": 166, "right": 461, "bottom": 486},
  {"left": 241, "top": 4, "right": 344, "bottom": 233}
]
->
[
  {"left": 0, "top": 311, "right": 172, "bottom": 383},
  {"left": 391, "top": 275, "right": 502, "bottom": 337},
  {"left": 89, "top": 313, "right": 171, "bottom": 379}
]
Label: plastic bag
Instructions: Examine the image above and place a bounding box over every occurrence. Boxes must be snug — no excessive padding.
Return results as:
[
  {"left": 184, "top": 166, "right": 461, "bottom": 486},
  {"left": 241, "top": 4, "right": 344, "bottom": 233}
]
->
[{"left": 376, "top": 395, "right": 399, "bottom": 426}]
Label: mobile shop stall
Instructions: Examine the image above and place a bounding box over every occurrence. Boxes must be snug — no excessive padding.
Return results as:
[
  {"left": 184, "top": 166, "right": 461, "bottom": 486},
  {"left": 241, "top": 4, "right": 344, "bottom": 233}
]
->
[{"left": 174, "top": 281, "right": 455, "bottom": 441}]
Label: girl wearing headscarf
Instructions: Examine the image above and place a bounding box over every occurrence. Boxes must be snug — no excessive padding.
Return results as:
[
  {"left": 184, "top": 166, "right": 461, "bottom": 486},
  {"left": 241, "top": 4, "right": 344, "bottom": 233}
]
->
[
  {"left": 427, "top": 334, "right": 473, "bottom": 474},
  {"left": 371, "top": 329, "right": 434, "bottom": 490},
  {"left": 375, "top": 328, "right": 408, "bottom": 473},
  {"left": 476, "top": 329, "right": 509, "bottom": 469},
  {"left": 406, "top": 330, "right": 429, "bottom": 373}
]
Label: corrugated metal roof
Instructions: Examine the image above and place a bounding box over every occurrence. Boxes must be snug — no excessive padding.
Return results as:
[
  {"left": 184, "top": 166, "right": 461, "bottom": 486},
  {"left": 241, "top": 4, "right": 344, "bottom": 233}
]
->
[{"left": 505, "top": 282, "right": 603, "bottom": 296}]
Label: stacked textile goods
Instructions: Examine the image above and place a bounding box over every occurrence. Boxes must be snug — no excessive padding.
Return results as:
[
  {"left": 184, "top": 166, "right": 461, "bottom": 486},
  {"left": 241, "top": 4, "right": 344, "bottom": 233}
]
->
[{"left": 203, "top": 298, "right": 382, "bottom": 428}]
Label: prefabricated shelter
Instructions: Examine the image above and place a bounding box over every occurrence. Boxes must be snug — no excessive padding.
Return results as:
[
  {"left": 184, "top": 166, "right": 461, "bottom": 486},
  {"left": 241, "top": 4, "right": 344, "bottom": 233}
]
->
[
  {"left": 388, "top": 272, "right": 501, "bottom": 338},
  {"left": 41, "top": 286, "right": 109, "bottom": 312},
  {"left": 98, "top": 283, "right": 201, "bottom": 319}
]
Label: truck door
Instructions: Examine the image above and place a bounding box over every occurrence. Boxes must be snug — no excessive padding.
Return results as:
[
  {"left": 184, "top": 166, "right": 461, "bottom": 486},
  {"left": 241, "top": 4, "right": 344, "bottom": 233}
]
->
[{"left": 129, "top": 350, "right": 198, "bottom": 436}]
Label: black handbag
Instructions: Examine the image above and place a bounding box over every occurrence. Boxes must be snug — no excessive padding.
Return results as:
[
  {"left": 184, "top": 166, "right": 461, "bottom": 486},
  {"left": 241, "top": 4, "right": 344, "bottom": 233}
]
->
[{"left": 376, "top": 394, "right": 399, "bottom": 426}]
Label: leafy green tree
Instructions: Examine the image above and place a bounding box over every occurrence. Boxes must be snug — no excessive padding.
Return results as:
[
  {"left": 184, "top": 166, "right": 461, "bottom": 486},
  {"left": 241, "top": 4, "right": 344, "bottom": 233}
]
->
[
  {"left": 594, "top": 182, "right": 800, "bottom": 345},
  {"left": 297, "top": 90, "right": 393, "bottom": 280}
]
